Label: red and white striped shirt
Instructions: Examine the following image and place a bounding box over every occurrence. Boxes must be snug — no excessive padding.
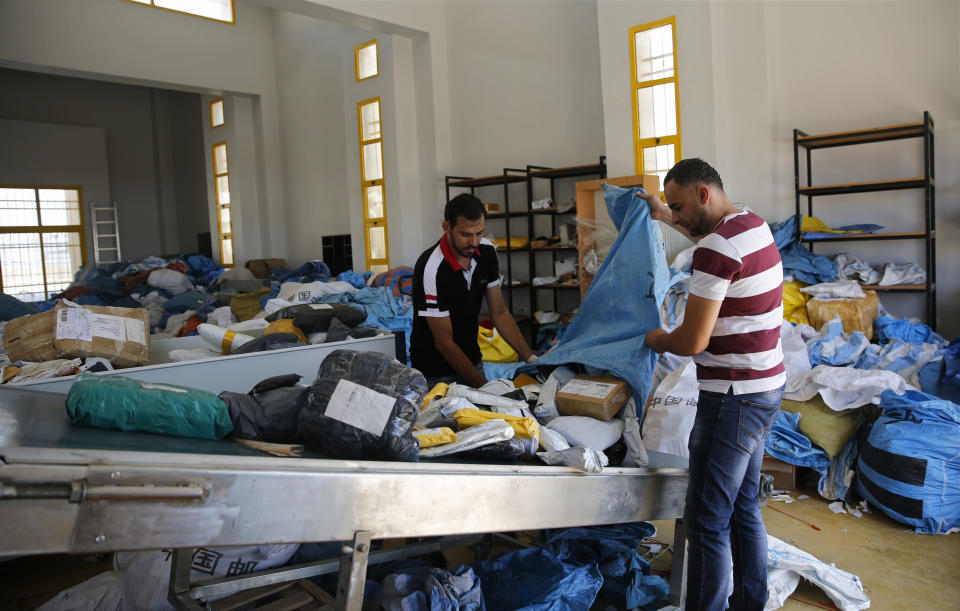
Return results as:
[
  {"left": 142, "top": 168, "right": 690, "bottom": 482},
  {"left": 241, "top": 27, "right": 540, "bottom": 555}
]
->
[{"left": 689, "top": 210, "right": 785, "bottom": 394}]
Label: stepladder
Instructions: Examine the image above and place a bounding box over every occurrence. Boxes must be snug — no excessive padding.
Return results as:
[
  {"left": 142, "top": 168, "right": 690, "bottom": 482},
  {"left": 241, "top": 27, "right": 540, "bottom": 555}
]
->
[{"left": 90, "top": 201, "right": 122, "bottom": 264}]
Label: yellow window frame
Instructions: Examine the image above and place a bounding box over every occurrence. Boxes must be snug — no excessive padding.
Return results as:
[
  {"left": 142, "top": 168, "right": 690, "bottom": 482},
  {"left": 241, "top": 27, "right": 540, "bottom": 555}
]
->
[
  {"left": 0, "top": 184, "right": 87, "bottom": 299},
  {"left": 357, "top": 97, "right": 389, "bottom": 270},
  {"left": 355, "top": 40, "right": 380, "bottom": 82},
  {"left": 209, "top": 98, "right": 225, "bottom": 129},
  {"left": 122, "top": 0, "right": 236, "bottom": 25},
  {"left": 211, "top": 142, "right": 234, "bottom": 268},
  {"left": 629, "top": 16, "right": 682, "bottom": 185}
]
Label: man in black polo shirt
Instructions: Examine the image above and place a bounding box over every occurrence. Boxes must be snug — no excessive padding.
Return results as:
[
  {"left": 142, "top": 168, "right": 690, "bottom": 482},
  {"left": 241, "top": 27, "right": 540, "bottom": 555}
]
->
[{"left": 411, "top": 193, "right": 536, "bottom": 387}]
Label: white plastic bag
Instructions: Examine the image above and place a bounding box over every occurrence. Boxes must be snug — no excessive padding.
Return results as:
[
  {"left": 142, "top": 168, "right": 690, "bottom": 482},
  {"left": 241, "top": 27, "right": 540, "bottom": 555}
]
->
[
  {"left": 764, "top": 535, "right": 870, "bottom": 611},
  {"left": 419, "top": 420, "right": 514, "bottom": 457},
  {"left": 538, "top": 446, "right": 609, "bottom": 474},
  {"left": 535, "top": 366, "right": 576, "bottom": 423},
  {"left": 546, "top": 416, "right": 623, "bottom": 452},
  {"left": 37, "top": 571, "right": 124, "bottom": 611},
  {"left": 641, "top": 359, "right": 699, "bottom": 457},
  {"left": 447, "top": 383, "right": 528, "bottom": 410},
  {"left": 619, "top": 397, "right": 649, "bottom": 467},
  {"left": 113, "top": 544, "right": 300, "bottom": 610},
  {"left": 538, "top": 425, "right": 571, "bottom": 452},
  {"left": 147, "top": 268, "right": 195, "bottom": 295}
]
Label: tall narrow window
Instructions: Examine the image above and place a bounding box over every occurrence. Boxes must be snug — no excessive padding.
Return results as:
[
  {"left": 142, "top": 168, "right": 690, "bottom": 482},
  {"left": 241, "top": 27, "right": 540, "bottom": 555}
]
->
[
  {"left": 357, "top": 97, "right": 389, "bottom": 273},
  {"left": 355, "top": 40, "right": 379, "bottom": 81},
  {"left": 212, "top": 142, "right": 233, "bottom": 267},
  {"left": 0, "top": 186, "right": 86, "bottom": 301},
  {"left": 125, "top": 0, "right": 235, "bottom": 24},
  {"left": 630, "top": 17, "right": 681, "bottom": 191},
  {"left": 210, "top": 98, "right": 225, "bottom": 128}
]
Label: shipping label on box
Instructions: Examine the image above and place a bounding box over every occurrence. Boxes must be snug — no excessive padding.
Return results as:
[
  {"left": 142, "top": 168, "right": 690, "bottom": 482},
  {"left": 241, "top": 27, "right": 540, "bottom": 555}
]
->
[{"left": 555, "top": 375, "right": 629, "bottom": 422}]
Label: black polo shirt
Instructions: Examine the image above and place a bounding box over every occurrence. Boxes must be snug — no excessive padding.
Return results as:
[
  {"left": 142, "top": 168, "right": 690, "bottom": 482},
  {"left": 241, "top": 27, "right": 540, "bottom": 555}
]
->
[{"left": 411, "top": 236, "right": 500, "bottom": 377}]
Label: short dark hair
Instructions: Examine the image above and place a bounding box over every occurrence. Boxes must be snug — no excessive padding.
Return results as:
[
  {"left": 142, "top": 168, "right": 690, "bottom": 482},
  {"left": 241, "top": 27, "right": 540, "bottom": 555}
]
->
[
  {"left": 664, "top": 158, "right": 724, "bottom": 191},
  {"left": 445, "top": 193, "right": 486, "bottom": 226}
]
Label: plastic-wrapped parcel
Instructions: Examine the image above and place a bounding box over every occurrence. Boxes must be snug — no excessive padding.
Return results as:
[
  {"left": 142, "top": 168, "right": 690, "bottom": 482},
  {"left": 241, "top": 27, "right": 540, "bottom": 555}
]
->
[
  {"left": 298, "top": 350, "right": 427, "bottom": 461},
  {"left": 219, "top": 374, "right": 307, "bottom": 443},
  {"left": 66, "top": 374, "right": 232, "bottom": 440}
]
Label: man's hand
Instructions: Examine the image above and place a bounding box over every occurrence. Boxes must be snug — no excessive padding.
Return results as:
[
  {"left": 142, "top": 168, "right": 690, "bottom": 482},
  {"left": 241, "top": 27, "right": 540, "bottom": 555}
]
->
[
  {"left": 645, "top": 328, "right": 668, "bottom": 354},
  {"left": 636, "top": 191, "right": 673, "bottom": 224}
]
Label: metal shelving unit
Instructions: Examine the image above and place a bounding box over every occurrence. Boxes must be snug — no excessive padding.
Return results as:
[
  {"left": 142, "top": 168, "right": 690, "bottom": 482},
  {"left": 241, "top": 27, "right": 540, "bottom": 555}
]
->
[
  {"left": 793, "top": 112, "right": 936, "bottom": 327},
  {"left": 525, "top": 156, "right": 605, "bottom": 316},
  {"left": 445, "top": 169, "right": 528, "bottom": 315}
]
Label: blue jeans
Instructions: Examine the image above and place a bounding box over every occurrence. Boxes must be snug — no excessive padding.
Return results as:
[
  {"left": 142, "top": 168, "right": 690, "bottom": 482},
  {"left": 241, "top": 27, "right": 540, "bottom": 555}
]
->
[{"left": 684, "top": 385, "right": 784, "bottom": 611}]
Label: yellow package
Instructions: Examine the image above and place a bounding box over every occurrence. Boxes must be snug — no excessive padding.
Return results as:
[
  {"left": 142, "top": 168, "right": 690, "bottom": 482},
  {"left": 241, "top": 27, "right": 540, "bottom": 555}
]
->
[
  {"left": 422, "top": 382, "right": 449, "bottom": 408},
  {"left": 454, "top": 408, "right": 539, "bottom": 442},
  {"left": 491, "top": 236, "right": 529, "bottom": 249},
  {"left": 783, "top": 280, "right": 811, "bottom": 326},
  {"left": 414, "top": 427, "right": 457, "bottom": 449},
  {"left": 478, "top": 326, "right": 519, "bottom": 363},
  {"left": 265, "top": 318, "right": 307, "bottom": 343}
]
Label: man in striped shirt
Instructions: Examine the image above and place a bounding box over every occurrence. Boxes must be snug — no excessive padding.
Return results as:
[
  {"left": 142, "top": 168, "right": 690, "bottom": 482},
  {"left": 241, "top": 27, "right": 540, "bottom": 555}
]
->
[{"left": 640, "top": 158, "right": 784, "bottom": 611}]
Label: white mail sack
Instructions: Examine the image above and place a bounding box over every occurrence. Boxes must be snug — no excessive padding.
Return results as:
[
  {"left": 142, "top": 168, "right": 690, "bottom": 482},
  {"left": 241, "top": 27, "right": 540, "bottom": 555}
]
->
[{"left": 641, "top": 358, "right": 699, "bottom": 457}]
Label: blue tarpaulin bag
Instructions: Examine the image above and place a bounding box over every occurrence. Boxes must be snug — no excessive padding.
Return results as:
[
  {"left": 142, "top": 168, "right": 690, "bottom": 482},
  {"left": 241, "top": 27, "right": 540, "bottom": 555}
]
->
[
  {"left": 543, "top": 522, "right": 669, "bottom": 608},
  {"left": 538, "top": 184, "right": 671, "bottom": 412},
  {"left": 470, "top": 547, "right": 602, "bottom": 611},
  {"left": 856, "top": 389, "right": 960, "bottom": 534}
]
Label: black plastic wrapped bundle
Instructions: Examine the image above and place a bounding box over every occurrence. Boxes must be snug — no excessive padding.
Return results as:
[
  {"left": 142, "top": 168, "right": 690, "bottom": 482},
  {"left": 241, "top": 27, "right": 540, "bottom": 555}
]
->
[
  {"left": 220, "top": 374, "right": 307, "bottom": 443},
  {"left": 298, "top": 349, "right": 427, "bottom": 461}
]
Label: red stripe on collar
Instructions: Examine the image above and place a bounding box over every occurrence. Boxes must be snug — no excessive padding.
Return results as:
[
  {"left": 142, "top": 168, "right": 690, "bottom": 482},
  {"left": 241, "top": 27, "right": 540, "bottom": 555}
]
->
[{"left": 438, "top": 234, "right": 462, "bottom": 271}]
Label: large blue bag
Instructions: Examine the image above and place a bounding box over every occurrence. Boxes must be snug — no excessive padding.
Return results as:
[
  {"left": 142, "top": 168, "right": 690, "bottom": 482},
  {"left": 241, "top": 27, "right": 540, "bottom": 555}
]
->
[
  {"left": 470, "top": 547, "right": 602, "bottom": 611},
  {"left": 538, "top": 184, "right": 670, "bottom": 410},
  {"left": 856, "top": 389, "right": 960, "bottom": 534},
  {"left": 543, "top": 522, "right": 669, "bottom": 608}
]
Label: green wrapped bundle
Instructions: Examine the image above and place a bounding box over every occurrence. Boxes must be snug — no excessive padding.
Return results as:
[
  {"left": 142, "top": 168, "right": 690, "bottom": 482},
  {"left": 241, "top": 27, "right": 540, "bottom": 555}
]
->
[{"left": 66, "top": 374, "right": 233, "bottom": 440}]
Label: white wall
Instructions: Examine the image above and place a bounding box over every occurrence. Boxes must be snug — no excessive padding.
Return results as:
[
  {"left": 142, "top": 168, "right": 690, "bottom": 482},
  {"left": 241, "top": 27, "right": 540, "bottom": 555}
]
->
[
  {"left": 272, "top": 11, "right": 350, "bottom": 265},
  {"left": 0, "top": 0, "right": 287, "bottom": 262},
  {"left": 0, "top": 68, "right": 209, "bottom": 259},
  {"left": 596, "top": 0, "right": 960, "bottom": 334},
  {"left": 0, "top": 119, "right": 111, "bottom": 268},
  {"left": 443, "top": 0, "right": 606, "bottom": 175}
]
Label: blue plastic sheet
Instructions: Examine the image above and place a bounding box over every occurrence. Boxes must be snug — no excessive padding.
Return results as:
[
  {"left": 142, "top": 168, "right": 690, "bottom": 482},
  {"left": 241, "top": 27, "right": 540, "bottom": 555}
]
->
[
  {"left": 875, "top": 315, "right": 946, "bottom": 346},
  {"left": 275, "top": 260, "right": 331, "bottom": 283},
  {"left": 543, "top": 522, "right": 669, "bottom": 608},
  {"left": 768, "top": 216, "right": 837, "bottom": 284},
  {"left": 856, "top": 389, "right": 960, "bottom": 534},
  {"left": 945, "top": 339, "right": 960, "bottom": 388},
  {"left": 336, "top": 270, "right": 372, "bottom": 289},
  {"left": 162, "top": 290, "right": 210, "bottom": 313},
  {"left": 539, "top": 184, "right": 670, "bottom": 411},
  {"left": 801, "top": 223, "right": 883, "bottom": 240},
  {"left": 470, "top": 548, "right": 602, "bottom": 611},
  {"left": 0, "top": 294, "right": 38, "bottom": 321},
  {"left": 318, "top": 287, "right": 410, "bottom": 319},
  {"left": 766, "top": 411, "right": 830, "bottom": 472},
  {"left": 807, "top": 319, "right": 869, "bottom": 367},
  {"left": 379, "top": 566, "right": 484, "bottom": 611}
]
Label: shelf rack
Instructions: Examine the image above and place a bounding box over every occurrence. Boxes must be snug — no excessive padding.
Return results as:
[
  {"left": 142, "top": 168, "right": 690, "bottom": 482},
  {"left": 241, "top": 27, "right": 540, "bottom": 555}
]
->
[
  {"left": 526, "top": 156, "right": 605, "bottom": 315},
  {"left": 793, "top": 111, "right": 936, "bottom": 326}
]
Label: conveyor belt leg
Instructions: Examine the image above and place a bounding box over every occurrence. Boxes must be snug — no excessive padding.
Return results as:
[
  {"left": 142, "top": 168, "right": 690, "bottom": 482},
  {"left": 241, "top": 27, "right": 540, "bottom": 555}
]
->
[
  {"left": 668, "top": 518, "right": 688, "bottom": 607},
  {"left": 335, "top": 530, "right": 373, "bottom": 611},
  {"left": 169, "top": 548, "right": 206, "bottom": 610}
]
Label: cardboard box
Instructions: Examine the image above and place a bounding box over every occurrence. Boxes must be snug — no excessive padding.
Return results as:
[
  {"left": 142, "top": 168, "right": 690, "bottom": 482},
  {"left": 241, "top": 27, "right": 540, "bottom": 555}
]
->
[
  {"left": 484, "top": 202, "right": 500, "bottom": 212},
  {"left": 555, "top": 375, "right": 629, "bottom": 421},
  {"left": 3, "top": 301, "right": 150, "bottom": 368},
  {"left": 761, "top": 455, "right": 797, "bottom": 491}
]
